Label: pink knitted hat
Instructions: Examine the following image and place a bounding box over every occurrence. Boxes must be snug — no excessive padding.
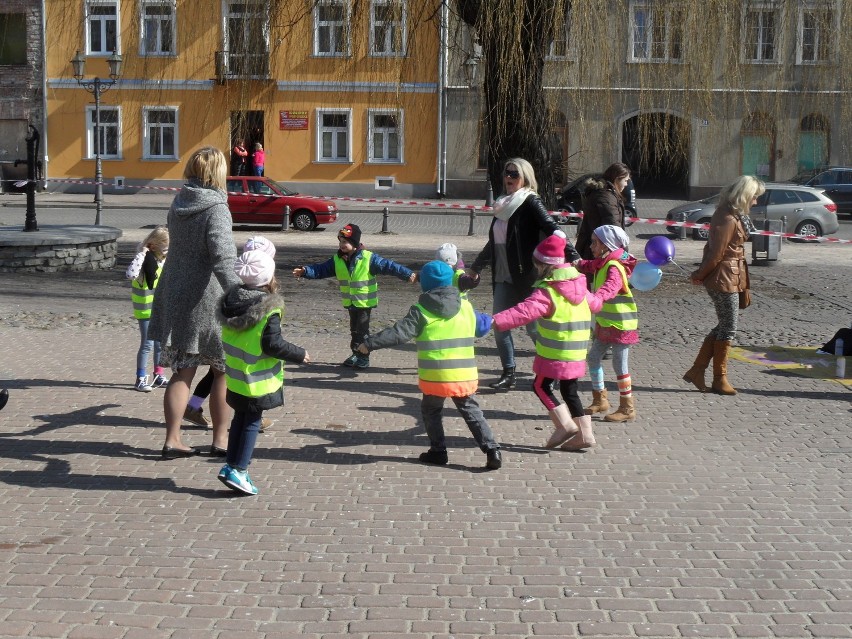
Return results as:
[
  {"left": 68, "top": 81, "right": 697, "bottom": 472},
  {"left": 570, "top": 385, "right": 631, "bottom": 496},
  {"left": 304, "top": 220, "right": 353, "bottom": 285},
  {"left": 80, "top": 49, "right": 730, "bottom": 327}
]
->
[{"left": 533, "top": 235, "right": 567, "bottom": 265}]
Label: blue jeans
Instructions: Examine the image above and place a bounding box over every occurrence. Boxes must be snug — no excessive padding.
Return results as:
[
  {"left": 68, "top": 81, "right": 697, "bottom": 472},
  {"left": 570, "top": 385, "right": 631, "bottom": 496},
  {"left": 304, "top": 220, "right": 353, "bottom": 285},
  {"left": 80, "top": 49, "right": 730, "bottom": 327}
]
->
[
  {"left": 136, "top": 319, "right": 161, "bottom": 377},
  {"left": 227, "top": 409, "right": 263, "bottom": 471},
  {"left": 253, "top": 165, "right": 264, "bottom": 176},
  {"left": 492, "top": 282, "right": 537, "bottom": 369}
]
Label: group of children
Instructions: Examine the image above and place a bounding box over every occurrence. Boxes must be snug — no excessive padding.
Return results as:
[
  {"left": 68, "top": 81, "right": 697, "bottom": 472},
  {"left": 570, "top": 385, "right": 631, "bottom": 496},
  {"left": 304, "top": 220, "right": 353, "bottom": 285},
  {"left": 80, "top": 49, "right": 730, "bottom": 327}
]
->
[{"left": 129, "top": 220, "right": 639, "bottom": 496}]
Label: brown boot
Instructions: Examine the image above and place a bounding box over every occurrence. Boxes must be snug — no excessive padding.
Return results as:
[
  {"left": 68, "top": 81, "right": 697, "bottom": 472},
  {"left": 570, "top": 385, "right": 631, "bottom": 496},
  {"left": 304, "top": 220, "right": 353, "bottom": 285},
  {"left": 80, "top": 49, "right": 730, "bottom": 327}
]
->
[
  {"left": 683, "top": 333, "right": 715, "bottom": 392},
  {"left": 584, "top": 389, "right": 610, "bottom": 415},
  {"left": 603, "top": 395, "right": 636, "bottom": 422},
  {"left": 544, "top": 404, "right": 578, "bottom": 448},
  {"left": 561, "top": 415, "right": 596, "bottom": 450},
  {"left": 711, "top": 340, "right": 737, "bottom": 395}
]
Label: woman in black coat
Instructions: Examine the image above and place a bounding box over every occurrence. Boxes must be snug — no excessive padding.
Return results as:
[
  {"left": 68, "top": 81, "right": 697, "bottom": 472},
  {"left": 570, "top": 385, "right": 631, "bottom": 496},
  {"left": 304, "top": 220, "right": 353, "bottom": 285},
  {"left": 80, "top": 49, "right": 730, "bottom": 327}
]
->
[
  {"left": 575, "top": 162, "right": 631, "bottom": 259},
  {"left": 471, "top": 158, "right": 579, "bottom": 391}
]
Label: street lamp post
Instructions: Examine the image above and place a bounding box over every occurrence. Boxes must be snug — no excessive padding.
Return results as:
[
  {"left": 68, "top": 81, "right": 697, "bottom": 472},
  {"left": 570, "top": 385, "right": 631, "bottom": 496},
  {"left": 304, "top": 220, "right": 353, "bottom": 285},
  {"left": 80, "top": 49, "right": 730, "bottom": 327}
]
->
[{"left": 70, "top": 50, "right": 122, "bottom": 226}]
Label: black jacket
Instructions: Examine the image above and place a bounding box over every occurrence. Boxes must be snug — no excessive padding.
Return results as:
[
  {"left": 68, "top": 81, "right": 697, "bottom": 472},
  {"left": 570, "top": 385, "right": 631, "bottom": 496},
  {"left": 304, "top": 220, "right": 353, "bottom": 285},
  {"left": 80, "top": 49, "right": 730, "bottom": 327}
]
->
[
  {"left": 217, "top": 286, "right": 306, "bottom": 412},
  {"left": 575, "top": 179, "right": 625, "bottom": 259},
  {"left": 472, "top": 193, "right": 579, "bottom": 298}
]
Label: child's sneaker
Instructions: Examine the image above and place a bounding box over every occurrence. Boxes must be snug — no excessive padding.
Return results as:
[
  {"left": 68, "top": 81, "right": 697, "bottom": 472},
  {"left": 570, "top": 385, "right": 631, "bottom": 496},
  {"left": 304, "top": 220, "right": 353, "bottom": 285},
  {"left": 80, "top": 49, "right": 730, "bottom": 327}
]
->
[
  {"left": 217, "top": 464, "right": 232, "bottom": 485},
  {"left": 354, "top": 354, "right": 370, "bottom": 369},
  {"left": 183, "top": 405, "right": 210, "bottom": 427},
  {"left": 135, "top": 375, "right": 153, "bottom": 392},
  {"left": 224, "top": 468, "right": 258, "bottom": 495},
  {"left": 151, "top": 374, "right": 169, "bottom": 388},
  {"left": 341, "top": 353, "right": 359, "bottom": 367}
]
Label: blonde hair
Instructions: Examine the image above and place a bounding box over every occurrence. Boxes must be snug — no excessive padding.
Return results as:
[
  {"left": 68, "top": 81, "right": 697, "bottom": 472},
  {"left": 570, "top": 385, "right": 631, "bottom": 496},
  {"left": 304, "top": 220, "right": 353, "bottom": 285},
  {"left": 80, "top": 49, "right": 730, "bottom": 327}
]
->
[
  {"left": 534, "top": 258, "right": 557, "bottom": 279},
  {"left": 183, "top": 147, "right": 227, "bottom": 191},
  {"left": 254, "top": 142, "right": 263, "bottom": 151},
  {"left": 719, "top": 175, "right": 766, "bottom": 213},
  {"left": 262, "top": 275, "right": 279, "bottom": 294},
  {"left": 139, "top": 225, "right": 169, "bottom": 254},
  {"left": 505, "top": 157, "right": 538, "bottom": 193}
]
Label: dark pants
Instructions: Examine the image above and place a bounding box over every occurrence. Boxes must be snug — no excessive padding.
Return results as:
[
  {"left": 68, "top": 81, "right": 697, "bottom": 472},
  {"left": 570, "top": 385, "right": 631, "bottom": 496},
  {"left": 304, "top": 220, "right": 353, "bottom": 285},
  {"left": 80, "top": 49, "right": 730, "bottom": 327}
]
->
[
  {"left": 227, "top": 408, "right": 262, "bottom": 471},
  {"left": 534, "top": 377, "right": 584, "bottom": 417},
  {"left": 421, "top": 394, "right": 499, "bottom": 453},
  {"left": 348, "top": 307, "right": 372, "bottom": 352}
]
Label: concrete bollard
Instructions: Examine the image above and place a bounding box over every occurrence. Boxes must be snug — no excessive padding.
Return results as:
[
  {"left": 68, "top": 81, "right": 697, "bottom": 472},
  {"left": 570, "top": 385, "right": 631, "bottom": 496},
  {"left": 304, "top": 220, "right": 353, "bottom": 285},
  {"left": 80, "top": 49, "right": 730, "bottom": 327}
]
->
[
  {"left": 281, "top": 205, "right": 290, "bottom": 232},
  {"left": 381, "top": 207, "right": 390, "bottom": 233},
  {"left": 678, "top": 211, "right": 688, "bottom": 240}
]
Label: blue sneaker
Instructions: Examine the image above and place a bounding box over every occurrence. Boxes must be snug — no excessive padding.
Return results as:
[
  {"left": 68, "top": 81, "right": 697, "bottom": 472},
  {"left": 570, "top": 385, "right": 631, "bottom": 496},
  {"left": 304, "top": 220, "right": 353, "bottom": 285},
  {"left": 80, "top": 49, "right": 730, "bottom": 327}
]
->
[
  {"left": 151, "top": 374, "right": 169, "bottom": 388},
  {"left": 217, "top": 464, "right": 232, "bottom": 487},
  {"left": 224, "top": 468, "right": 258, "bottom": 495}
]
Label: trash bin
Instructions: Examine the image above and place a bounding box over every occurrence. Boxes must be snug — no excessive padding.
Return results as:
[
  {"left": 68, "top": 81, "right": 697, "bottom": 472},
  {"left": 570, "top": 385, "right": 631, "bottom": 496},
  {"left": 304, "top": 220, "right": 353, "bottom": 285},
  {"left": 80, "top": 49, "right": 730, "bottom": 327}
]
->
[{"left": 752, "top": 218, "right": 782, "bottom": 263}]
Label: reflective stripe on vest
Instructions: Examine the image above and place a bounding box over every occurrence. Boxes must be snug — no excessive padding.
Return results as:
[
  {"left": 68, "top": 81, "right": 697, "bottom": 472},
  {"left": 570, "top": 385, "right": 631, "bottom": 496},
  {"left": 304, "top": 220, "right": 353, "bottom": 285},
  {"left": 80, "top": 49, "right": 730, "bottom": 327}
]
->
[
  {"left": 534, "top": 268, "right": 591, "bottom": 362},
  {"left": 131, "top": 263, "right": 162, "bottom": 319},
  {"left": 415, "top": 300, "right": 478, "bottom": 385},
  {"left": 222, "top": 308, "right": 284, "bottom": 398},
  {"left": 593, "top": 260, "right": 638, "bottom": 330},
  {"left": 334, "top": 251, "right": 378, "bottom": 308}
]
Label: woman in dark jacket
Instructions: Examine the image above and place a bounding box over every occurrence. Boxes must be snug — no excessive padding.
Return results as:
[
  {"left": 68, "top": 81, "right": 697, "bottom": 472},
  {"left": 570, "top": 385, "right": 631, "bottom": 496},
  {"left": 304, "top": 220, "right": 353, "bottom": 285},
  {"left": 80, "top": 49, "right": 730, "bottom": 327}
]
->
[
  {"left": 575, "top": 162, "right": 631, "bottom": 259},
  {"left": 684, "top": 175, "right": 764, "bottom": 396},
  {"left": 471, "top": 158, "right": 579, "bottom": 391}
]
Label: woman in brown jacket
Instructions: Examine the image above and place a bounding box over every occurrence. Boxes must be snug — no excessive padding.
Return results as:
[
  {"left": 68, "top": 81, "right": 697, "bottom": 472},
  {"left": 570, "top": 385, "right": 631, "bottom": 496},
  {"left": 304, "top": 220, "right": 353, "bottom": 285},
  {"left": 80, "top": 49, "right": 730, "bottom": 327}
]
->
[{"left": 684, "top": 175, "right": 765, "bottom": 395}]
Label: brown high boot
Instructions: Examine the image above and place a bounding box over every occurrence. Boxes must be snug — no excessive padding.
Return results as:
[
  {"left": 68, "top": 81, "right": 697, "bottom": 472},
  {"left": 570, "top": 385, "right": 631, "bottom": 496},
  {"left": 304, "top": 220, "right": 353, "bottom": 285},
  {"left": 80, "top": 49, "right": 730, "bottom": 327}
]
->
[
  {"left": 584, "top": 389, "right": 610, "bottom": 415},
  {"left": 544, "top": 403, "right": 578, "bottom": 448},
  {"left": 604, "top": 395, "right": 636, "bottom": 422},
  {"left": 683, "top": 333, "right": 715, "bottom": 392},
  {"left": 561, "top": 415, "right": 596, "bottom": 450},
  {"left": 711, "top": 340, "right": 737, "bottom": 395}
]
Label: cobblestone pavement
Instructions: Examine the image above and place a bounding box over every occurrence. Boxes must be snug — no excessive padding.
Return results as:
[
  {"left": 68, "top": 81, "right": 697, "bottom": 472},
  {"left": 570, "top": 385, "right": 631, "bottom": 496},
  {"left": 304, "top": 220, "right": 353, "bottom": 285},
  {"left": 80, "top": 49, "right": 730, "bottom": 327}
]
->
[{"left": 0, "top": 220, "right": 851, "bottom": 638}]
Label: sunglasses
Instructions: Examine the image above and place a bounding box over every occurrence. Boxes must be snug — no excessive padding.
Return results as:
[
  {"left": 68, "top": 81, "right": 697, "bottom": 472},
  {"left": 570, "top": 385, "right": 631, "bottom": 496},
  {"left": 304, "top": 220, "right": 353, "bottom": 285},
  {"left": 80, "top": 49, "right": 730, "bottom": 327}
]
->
[{"left": 504, "top": 170, "right": 521, "bottom": 179}]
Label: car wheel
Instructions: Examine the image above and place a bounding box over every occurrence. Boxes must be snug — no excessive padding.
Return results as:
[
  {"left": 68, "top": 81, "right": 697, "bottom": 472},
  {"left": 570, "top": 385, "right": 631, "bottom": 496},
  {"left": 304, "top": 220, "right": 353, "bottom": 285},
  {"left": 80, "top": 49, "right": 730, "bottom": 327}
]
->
[
  {"left": 692, "top": 218, "right": 711, "bottom": 241},
  {"left": 794, "top": 220, "right": 822, "bottom": 238},
  {"left": 292, "top": 210, "right": 317, "bottom": 231}
]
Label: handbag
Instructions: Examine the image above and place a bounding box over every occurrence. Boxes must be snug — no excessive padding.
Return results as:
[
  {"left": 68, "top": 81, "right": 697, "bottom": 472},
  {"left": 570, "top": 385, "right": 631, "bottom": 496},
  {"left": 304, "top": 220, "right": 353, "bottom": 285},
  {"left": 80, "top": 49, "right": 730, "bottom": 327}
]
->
[{"left": 739, "top": 289, "right": 751, "bottom": 309}]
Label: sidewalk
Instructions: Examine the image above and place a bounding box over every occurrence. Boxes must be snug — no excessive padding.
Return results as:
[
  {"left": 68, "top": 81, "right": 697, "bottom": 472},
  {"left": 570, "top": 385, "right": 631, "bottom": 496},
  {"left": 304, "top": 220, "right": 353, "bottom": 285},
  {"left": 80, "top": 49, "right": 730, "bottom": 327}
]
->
[{"left": 0, "top": 231, "right": 850, "bottom": 638}]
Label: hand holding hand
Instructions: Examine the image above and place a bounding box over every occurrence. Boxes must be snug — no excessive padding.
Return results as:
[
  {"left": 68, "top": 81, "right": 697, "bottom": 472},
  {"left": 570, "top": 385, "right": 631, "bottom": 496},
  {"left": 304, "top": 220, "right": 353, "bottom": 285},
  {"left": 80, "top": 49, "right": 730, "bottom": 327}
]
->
[
  {"left": 293, "top": 267, "right": 305, "bottom": 278},
  {"left": 408, "top": 272, "right": 417, "bottom": 283},
  {"left": 302, "top": 352, "right": 312, "bottom": 364},
  {"left": 357, "top": 343, "right": 370, "bottom": 355}
]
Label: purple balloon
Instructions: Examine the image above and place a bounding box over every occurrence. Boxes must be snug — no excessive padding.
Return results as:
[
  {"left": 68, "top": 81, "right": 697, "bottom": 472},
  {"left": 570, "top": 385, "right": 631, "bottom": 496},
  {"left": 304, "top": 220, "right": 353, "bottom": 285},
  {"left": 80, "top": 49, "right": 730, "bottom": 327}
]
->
[{"left": 645, "top": 236, "right": 676, "bottom": 266}]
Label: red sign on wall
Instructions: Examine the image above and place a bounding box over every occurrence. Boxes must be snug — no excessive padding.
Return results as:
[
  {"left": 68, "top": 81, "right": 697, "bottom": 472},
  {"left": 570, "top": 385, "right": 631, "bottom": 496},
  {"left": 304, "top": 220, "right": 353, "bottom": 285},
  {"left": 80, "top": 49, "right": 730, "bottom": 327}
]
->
[{"left": 279, "top": 110, "right": 309, "bottom": 130}]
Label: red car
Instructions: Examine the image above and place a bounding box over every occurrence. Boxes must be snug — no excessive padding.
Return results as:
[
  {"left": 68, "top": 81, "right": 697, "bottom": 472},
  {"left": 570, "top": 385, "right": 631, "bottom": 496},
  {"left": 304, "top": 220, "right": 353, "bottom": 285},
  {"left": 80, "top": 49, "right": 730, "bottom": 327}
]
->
[{"left": 226, "top": 176, "right": 338, "bottom": 231}]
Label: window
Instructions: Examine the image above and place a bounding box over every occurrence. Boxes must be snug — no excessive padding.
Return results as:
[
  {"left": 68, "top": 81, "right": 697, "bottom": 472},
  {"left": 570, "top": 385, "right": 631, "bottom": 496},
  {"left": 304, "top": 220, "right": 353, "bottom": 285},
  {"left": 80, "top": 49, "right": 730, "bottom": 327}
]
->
[
  {"left": 224, "top": 0, "right": 269, "bottom": 77},
  {"left": 0, "top": 13, "right": 27, "bottom": 64},
  {"left": 744, "top": 2, "right": 779, "bottom": 62},
  {"left": 316, "top": 109, "right": 351, "bottom": 162},
  {"left": 370, "top": 0, "right": 406, "bottom": 56},
  {"left": 143, "top": 107, "right": 177, "bottom": 159},
  {"left": 314, "top": 0, "right": 349, "bottom": 56},
  {"left": 86, "top": 106, "right": 121, "bottom": 159},
  {"left": 798, "top": 1, "right": 834, "bottom": 64},
  {"left": 630, "top": 1, "right": 683, "bottom": 62},
  {"left": 547, "top": 7, "right": 573, "bottom": 60},
  {"left": 140, "top": 0, "right": 176, "bottom": 55},
  {"left": 767, "top": 189, "right": 801, "bottom": 206},
  {"left": 368, "top": 110, "right": 402, "bottom": 163},
  {"left": 86, "top": 1, "right": 119, "bottom": 55}
]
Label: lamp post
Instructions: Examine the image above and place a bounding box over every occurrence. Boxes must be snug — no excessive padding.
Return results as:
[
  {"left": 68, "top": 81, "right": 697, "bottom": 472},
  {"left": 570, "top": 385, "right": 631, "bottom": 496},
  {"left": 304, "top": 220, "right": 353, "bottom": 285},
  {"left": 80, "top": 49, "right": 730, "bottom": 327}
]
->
[{"left": 70, "top": 50, "right": 122, "bottom": 225}]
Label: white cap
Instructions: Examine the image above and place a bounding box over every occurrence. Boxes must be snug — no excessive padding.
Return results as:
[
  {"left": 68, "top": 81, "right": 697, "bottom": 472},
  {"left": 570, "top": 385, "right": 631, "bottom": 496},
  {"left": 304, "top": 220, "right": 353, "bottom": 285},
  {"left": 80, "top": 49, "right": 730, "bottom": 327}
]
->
[
  {"left": 435, "top": 243, "right": 458, "bottom": 266},
  {"left": 234, "top": 250, "right": 276, "bottom": 288}
]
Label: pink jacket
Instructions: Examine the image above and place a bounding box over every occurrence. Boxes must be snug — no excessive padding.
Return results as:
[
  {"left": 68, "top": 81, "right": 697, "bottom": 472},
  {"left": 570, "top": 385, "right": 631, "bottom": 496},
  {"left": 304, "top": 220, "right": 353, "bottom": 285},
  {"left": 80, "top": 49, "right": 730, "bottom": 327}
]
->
[{"left": 493, "top": 264, "right": 600, "bottom": 380}]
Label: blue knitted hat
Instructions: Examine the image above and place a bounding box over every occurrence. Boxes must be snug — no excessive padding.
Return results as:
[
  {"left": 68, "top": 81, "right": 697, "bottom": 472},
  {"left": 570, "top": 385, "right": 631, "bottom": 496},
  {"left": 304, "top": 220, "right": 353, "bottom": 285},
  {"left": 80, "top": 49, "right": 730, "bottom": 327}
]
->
[{"left": 420, "top": 260, "right": 454, "bottom": 291}]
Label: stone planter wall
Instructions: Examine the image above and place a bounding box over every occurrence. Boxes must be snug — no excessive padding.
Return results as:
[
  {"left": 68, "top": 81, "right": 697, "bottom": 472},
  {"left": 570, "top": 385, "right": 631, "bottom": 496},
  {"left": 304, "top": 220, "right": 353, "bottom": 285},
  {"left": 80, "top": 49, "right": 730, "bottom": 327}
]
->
[{"left": 0, "top": 226, "right": 122, "bottom": 272}]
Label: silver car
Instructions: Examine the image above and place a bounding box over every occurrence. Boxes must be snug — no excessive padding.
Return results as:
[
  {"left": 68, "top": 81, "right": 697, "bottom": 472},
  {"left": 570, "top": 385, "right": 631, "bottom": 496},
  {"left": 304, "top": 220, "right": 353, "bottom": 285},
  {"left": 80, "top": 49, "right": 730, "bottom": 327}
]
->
[{"left": 666, "top": 183, "right": 840, "bottom": 240}]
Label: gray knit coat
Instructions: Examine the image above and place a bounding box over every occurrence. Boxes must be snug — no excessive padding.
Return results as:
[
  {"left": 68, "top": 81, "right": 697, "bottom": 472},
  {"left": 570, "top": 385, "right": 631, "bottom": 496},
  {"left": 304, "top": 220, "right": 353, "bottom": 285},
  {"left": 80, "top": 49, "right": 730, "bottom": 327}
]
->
[{"left": 148, "top": 179, "right": 240, "bottom": 358}]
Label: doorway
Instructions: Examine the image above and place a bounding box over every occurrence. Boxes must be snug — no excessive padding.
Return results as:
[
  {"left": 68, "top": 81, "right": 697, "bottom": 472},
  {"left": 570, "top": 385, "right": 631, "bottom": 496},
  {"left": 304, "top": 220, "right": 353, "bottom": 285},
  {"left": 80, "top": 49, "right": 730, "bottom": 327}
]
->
[
  {"left": 230, "top": 111, "right": 264, "bottom": 176},
  {"left": 621, "top": 112, "right": 690, "bottom": 198}
]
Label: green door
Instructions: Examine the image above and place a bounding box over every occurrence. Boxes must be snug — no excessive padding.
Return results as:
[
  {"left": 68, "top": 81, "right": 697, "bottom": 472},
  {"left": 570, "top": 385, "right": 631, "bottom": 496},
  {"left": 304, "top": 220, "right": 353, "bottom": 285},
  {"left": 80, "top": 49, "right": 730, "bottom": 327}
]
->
[
  {"left": 742, "top": 135, "right": 772, "bottom": 180},
  {"left": 797, "top": 131, "right": 828, "bottom": 173}
]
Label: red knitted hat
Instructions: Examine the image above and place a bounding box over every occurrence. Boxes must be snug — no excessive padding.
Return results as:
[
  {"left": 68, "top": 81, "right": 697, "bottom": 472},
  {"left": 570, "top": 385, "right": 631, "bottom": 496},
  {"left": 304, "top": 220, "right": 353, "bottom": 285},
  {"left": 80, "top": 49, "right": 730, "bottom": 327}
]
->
[{"left": 533, "top": 235, "right": 567, "bottom": 265}]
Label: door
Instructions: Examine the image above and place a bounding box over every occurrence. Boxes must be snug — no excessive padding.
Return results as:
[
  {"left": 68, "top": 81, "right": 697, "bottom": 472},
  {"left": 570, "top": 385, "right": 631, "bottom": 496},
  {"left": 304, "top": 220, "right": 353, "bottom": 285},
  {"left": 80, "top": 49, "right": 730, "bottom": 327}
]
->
[
  {"left": 797, "top": 131, "right": 828, "bottom": 173},
  {"left": 742, "top": 135, "right": 772, "bottom": 180}
]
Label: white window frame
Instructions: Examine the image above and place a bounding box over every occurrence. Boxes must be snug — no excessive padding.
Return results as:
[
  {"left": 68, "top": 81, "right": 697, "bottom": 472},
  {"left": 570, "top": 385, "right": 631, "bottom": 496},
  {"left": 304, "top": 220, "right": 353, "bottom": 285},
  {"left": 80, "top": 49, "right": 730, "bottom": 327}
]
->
[
  {"left": 85, "top": 0, "right": 120, "bottom": 55},
  {"left": 367, "top": 109, "right": 403, "bottom": 164},
  {"left": 546, "top": 7, "right": 574, "bottom": 60},
  {"left": 140, "top": 0, "right": 176, "bottom": 56},
  {"left": 796, "top": 0, "right": 836, "bottom": 65},
  {"left": 316, "top": 108, "right": 352, "bottom": 163},
  {"left": 743, "top": 1, "right": 781, "bottom": 63},
  {"left": 85, "top": 105, "right": 122, "bottom": 160},
  {"left": 313, "top": 0, "right": 350, "bottom": 57},
  {"left": 629, "top": 0, "right": 684, "bottom": 63},
  {"left": 222, "top": 0, "right": 270, "bottom": 77},
  {"left": 369, "top": 0, "right": 407, "bottom": 57},
  {"left": 142, "top": 107, "right": 179, "bottom": 160}
]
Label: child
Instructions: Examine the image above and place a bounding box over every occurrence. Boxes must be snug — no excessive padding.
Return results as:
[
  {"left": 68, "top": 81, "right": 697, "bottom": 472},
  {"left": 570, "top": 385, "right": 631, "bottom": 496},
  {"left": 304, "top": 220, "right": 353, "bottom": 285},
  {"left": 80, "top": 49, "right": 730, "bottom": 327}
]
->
[
  {"left": 492, "top": 235, "right": 598, "bottom": 450},
  {"left": 126, "top": 226, "right": 169, "bottom": 392},
  {"left": 217, "top": 249, "right": 310, "bottom": 495},
  {"left": 358, "top": 260, "right": 502, "bottom": 470},
  {"left": 436, "top": 242, "right": 479, "bottom": 295},
  {"left": 293, "top": 223, "right": 416, "bottom": 369},
  {"left": 576, "top": 225, "right": 639, "bottom": 422},
  {"left": 252, "top": 143, "right": 265, "bottom": 176}
]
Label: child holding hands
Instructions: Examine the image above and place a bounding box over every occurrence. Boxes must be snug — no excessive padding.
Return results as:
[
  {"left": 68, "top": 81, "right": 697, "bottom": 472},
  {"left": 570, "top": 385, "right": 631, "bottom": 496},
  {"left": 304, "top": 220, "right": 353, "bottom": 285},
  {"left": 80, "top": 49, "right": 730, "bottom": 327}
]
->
[
  {"left": 293, "top": 223, "right": 416, "bottom": 369},
  {"left": 217, "top": 249, "right": 310, "bottom": 495}
]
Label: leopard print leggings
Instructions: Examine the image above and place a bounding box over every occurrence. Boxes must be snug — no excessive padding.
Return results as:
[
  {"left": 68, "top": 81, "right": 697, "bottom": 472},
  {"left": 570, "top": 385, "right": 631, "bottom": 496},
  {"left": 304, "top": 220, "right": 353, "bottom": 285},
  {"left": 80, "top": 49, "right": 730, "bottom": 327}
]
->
[{"left": 707, "top": 289, "right": 739, "bottom": 342}]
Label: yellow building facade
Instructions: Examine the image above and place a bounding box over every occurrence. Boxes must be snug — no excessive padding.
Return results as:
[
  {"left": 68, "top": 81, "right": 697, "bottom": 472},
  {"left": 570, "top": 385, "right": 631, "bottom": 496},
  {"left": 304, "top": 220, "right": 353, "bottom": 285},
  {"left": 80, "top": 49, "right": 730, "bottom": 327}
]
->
[{"left": 45, "top": 0, "right": 441, "bottom": 196}]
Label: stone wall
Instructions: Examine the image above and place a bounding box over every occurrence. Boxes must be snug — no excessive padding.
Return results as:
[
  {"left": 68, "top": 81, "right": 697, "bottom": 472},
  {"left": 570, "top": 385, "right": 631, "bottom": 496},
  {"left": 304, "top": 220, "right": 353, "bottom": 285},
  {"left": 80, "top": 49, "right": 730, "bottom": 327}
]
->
[{"left": 0, "top": 240, "right": 117, "bottom": 273}]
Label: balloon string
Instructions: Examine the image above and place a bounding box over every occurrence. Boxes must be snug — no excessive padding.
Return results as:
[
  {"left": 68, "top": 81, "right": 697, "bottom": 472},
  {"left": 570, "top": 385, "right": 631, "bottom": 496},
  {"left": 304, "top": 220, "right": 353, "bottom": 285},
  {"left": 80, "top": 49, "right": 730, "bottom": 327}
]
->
[{"left": 668, "top": 259, "right": 690, "bottom": 275}]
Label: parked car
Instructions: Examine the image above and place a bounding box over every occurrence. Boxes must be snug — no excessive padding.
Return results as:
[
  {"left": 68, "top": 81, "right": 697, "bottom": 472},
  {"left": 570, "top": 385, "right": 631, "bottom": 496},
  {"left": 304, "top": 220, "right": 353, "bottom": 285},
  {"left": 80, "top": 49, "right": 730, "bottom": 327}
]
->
[
  {"left": 665, "top": 183, "right": 839, "bottom": 240},
  {"left": 556, "top": 173, "right": 636, "bottom": 226},
  {"left": 789, "top": 167, "right": 852, "bottom": 216},
  {"left": 226, "top": 176, "right": 338, "bottom": 231}
]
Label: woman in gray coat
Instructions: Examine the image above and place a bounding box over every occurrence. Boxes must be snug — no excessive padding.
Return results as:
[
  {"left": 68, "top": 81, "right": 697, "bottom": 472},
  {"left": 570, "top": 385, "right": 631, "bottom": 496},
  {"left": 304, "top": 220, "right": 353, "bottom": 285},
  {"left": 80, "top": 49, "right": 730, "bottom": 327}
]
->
[{"left": 149, "top": 147, "right": 241, "bottom": 459}]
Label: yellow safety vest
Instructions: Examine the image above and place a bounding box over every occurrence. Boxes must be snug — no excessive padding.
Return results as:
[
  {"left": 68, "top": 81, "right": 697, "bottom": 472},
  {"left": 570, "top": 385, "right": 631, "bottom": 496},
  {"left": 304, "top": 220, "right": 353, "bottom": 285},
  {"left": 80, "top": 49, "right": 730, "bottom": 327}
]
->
[
  {"left": 334, "top": 251, "right": 378, "bottom": 308},
  {"left": 222, "top": 308, "right": 284, "bottom": 398},
  {"left": 593, "top": 260, "right": 639, "bottom": 331},
  {"left": 534, "top": 267, "right": 592, "bottom": 362},
  {"left": 131, "top": 263, "right": 162, "bottom": 320},
  {"left": 452, "top": 268, "right": 468, "bottom": 298},
  {"left": 415, "top": 299, "right": 478, "bottom": 397}
]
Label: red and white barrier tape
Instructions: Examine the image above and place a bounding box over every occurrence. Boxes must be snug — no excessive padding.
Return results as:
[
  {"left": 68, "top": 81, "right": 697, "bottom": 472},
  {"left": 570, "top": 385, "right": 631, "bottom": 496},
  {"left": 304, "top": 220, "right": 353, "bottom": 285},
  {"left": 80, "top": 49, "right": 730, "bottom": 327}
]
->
[{"left": 34, "top": 178, "right": 852, "bottom": 245}]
